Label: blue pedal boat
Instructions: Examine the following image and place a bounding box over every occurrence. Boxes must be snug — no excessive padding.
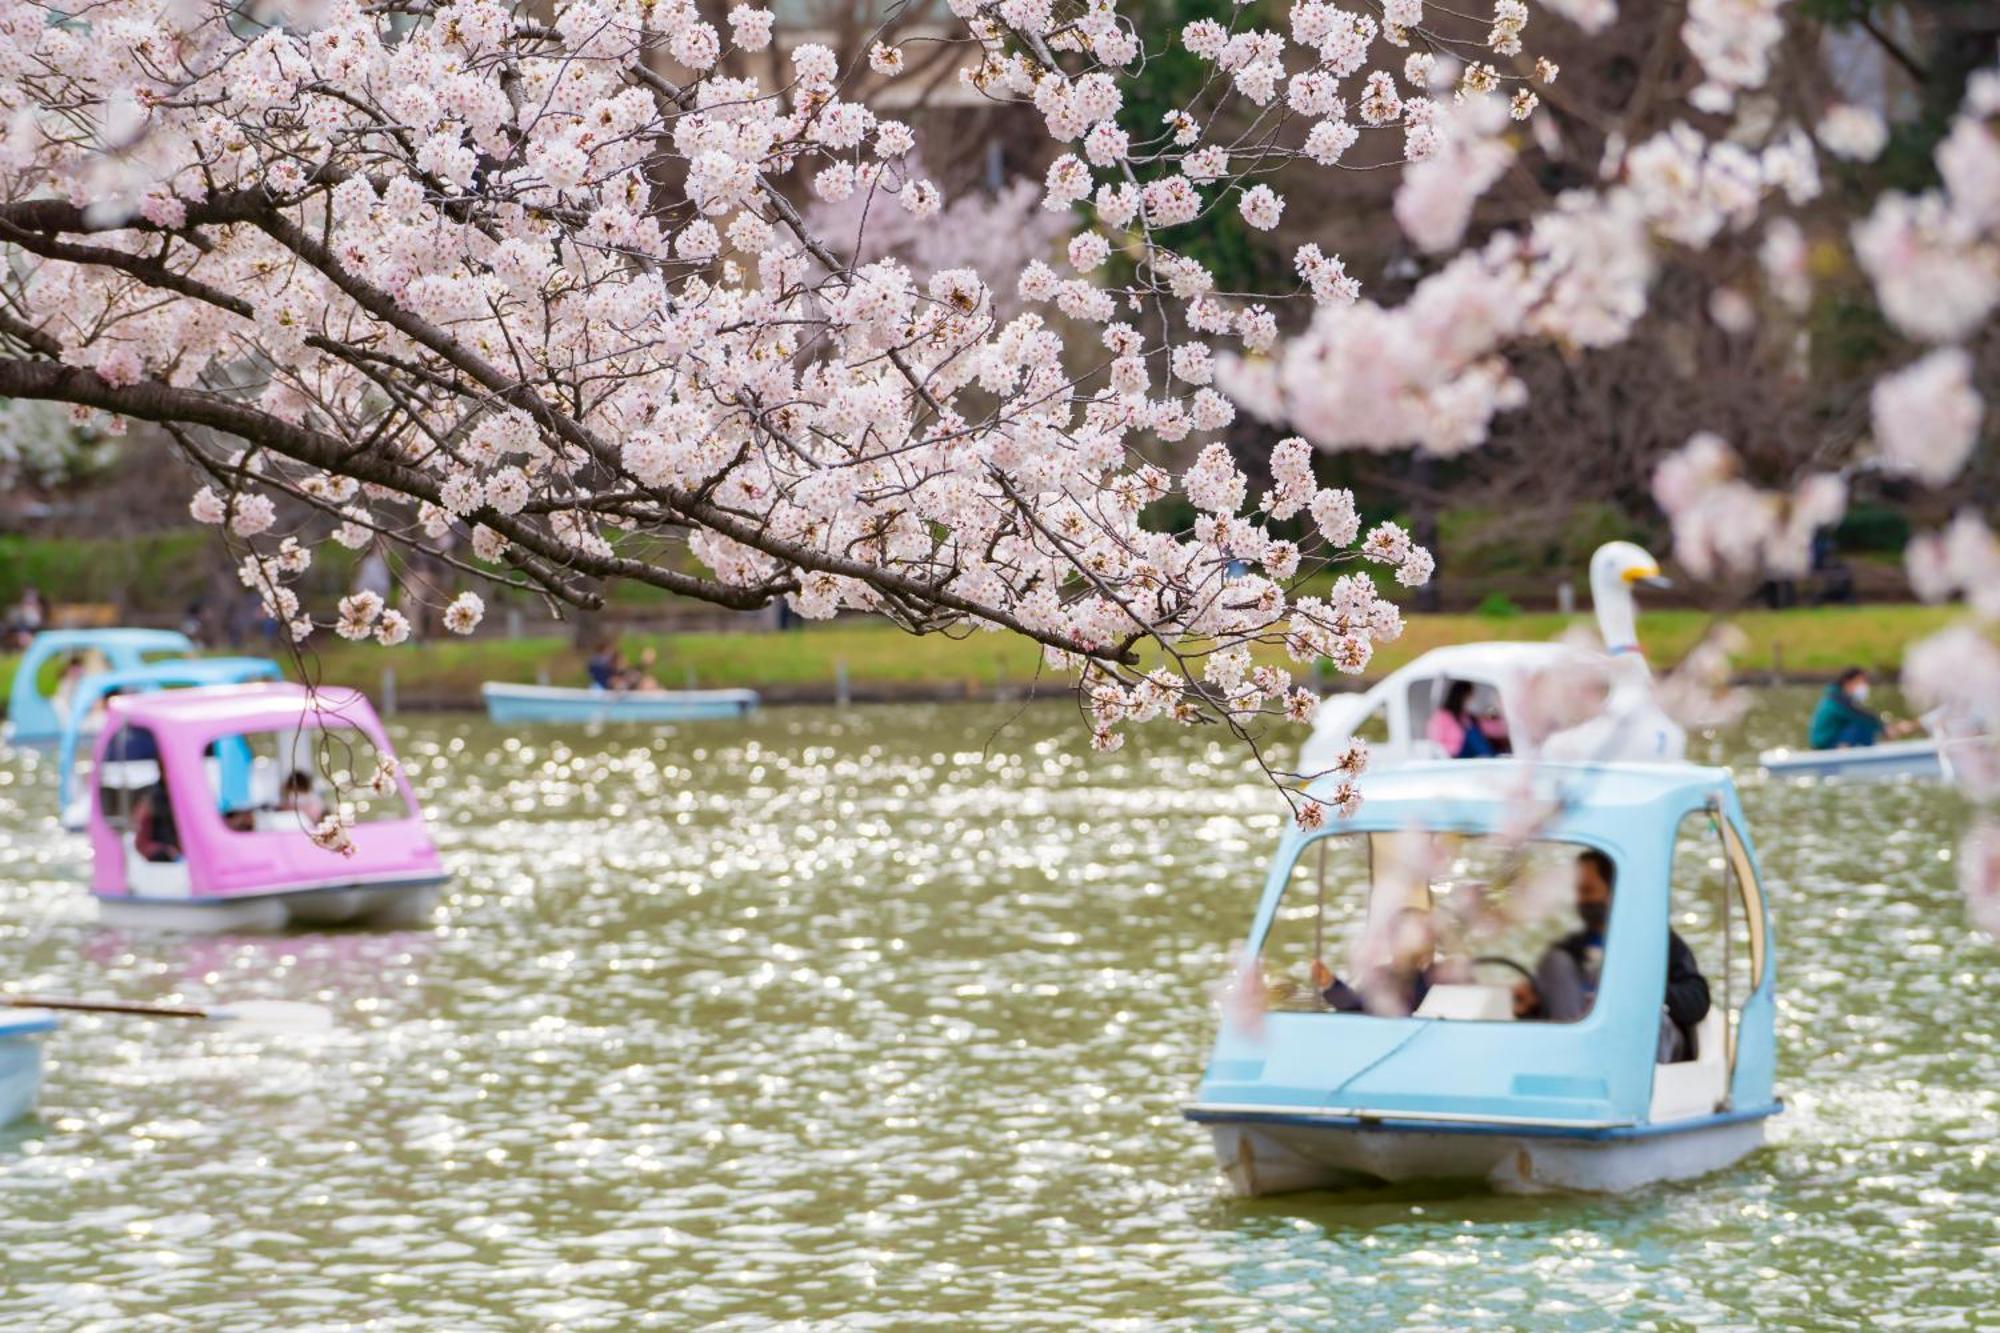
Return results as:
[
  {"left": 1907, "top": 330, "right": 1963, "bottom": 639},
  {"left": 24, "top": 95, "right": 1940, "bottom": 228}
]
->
[
  {"left": 0, "top": 1009, "right": 56, "bottom": 1125},
  {"left": 1187, "top": 760, "right": 1780, "bottom": 1195},
  {"left": 4, "top": 628, "right": 197, "bottom": 747},
  {"left": 482, "top": 681, "right": 759, "bottom": 725},
  {"left": 55, "top": 658, "right": 283, "bottom": 829}
]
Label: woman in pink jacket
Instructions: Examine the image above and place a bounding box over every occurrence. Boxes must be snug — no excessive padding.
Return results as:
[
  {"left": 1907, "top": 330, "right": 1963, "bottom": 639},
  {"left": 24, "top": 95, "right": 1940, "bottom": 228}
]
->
[{"left": 1427, "top": 680, "right": 1510, "bottom": 758}]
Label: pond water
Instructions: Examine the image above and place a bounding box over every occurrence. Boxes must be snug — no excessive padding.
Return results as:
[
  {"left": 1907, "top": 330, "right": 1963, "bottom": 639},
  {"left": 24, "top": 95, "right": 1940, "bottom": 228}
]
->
[{"left": 0, "top": 690, "right": 1993, "bottom": 1328}]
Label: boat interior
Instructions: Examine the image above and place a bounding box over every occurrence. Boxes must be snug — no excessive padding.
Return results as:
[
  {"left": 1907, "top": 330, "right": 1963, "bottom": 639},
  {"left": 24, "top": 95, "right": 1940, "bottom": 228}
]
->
[{"left": 1255, "top": 811, "right": 1765, "bottom": 1124}]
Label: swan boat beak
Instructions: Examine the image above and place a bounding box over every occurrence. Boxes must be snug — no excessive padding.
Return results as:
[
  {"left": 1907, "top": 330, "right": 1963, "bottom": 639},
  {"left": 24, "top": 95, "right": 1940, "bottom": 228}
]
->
[{"left": 1623, "top": 566, "right": 1672, "bottom": 590}]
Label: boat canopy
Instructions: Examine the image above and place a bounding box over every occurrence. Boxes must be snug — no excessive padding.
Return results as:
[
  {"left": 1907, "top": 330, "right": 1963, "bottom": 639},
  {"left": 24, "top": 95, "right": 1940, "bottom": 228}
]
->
[
  {"left": 86, "top": 683, "right": 442, "bottom": 902},
  {"left": 1193, "top": 759, "right": 1777, "bottom": 1134},
  {"left": 56, "top": 659, "right": 283, "bottom": 812},
  {"left": 1302, "top": 642, "right": 1574, "bottom": 773},
  {"left": 4, "top": 628, "right": 196, "bottom": 745}
]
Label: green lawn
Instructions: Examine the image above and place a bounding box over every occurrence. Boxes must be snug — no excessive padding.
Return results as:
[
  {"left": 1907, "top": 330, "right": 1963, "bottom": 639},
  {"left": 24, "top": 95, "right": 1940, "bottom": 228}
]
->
[{"left": 1, "top": 603, "right": 1964, "bottom": 710}]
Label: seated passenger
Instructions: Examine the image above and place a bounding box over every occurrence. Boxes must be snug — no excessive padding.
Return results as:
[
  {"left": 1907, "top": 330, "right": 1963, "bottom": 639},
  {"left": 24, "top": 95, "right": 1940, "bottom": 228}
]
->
[
  {"left": 1427, "top": 681, "right": 1510, "bottom": 759},
  {"left": 131, "top": 782, "right": 182, "bottom": 863},
  {"left": 1808, "top": 667, "right": 1917, "bottom": 750},
  {"left": 104, "top": 719, "right": 160, "bottom": 765},
  {"left": 586, "top": 642, "right": 623, "bottom": 691},
  {"left": 1310, "top": 908, "right": 1443, "bottom": 1016},
  {"left": 587, "top": 642, "right": 660, "bottom": 692},
  {"left": 277, "top": 769, "right": 326, "bottom": 824},
  {"left": 1514, "top": 849, "right": 1710, "bottom": 1062}
]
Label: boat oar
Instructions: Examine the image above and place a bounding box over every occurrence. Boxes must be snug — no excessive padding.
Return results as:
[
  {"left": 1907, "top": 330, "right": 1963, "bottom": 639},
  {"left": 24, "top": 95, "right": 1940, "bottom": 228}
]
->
[{"left": 1, "top": 996, "right": 335, "bottom": 1031}]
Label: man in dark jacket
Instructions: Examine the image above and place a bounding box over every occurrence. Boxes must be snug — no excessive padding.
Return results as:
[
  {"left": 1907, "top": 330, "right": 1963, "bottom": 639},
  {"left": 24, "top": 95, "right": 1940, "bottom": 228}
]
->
[
  {"left": 1808, "top": 667, "right": 1917, "bottom": 750},
  {"left": 1514, "top": 849, "right": 1711, "bottom": 1062}
]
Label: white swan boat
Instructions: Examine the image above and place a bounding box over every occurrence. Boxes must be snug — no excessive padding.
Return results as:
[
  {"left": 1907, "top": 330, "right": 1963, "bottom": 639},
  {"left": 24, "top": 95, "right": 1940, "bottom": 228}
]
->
[{"left": 1299, "top": 542, "right": 1685, "bottom": 777}]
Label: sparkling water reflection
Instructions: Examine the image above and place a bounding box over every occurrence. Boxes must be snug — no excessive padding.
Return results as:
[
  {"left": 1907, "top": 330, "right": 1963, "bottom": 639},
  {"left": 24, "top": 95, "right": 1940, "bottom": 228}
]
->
[{"left": 0, "top": 693, "right": 1994, "bottom": 1327}]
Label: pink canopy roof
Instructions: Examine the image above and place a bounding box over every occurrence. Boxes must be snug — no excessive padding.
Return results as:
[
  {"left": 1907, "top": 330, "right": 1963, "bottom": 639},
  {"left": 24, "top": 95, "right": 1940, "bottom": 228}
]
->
[{"left": 106, "top": 682, "right": 381, "bottom": 741}]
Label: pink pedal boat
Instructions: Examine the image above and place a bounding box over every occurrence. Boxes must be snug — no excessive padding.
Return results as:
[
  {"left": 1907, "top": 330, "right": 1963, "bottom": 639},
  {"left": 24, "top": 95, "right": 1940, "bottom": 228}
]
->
[{"left": 85, "top": 684, "right": 447, "bottom": 932}]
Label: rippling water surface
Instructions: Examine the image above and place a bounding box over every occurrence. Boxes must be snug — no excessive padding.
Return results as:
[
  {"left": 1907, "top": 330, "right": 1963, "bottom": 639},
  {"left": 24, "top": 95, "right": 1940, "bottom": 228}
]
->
[{"left": 0, "top": 691, "right": 1994, "bottom": 1328}]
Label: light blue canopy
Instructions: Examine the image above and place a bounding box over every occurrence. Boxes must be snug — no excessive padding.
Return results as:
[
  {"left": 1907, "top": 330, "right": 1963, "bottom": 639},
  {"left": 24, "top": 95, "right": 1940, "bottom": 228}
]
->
[
  {"left": 1190, "top": 760, "right": 1778, "bottom": 1134},
  {"left": 56, "top": 658, "right": 282, "bottom": 810},
  {"left": 5, "top": 629, "right": 196, "bottom": 745}
]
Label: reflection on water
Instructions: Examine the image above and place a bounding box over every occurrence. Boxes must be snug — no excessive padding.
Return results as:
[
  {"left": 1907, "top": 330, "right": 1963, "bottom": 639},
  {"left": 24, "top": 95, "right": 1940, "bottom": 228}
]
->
[{"left": 0, "top": 692, "right": 1993, "bottom": 1328}]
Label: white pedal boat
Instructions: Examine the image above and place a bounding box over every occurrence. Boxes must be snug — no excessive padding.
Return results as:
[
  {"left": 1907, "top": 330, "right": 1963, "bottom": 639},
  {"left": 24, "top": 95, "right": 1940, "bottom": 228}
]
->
[{"left": 1297, "top": 543, "right": 1684, "bottom": 778}]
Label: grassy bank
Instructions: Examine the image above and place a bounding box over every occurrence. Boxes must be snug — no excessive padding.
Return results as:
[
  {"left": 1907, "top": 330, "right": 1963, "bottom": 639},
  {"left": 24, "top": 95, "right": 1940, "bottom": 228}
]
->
[{"left": 4, "top": 604, "right": 1959, "bottom": 710}]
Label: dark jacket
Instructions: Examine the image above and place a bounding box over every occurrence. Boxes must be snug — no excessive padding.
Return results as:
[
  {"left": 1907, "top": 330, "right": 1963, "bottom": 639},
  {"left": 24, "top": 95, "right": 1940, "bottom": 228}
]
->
[
  {"left": 1324, "top": 965, "right": 1436, "bottom": 1016},
  {"left": 1555, "top": 927, "right": 1711, "bottom": 1043},
  {"left": 1808, "top": 684, "right": 1883, "bottom": 750},
  {"left": 132, "top": 783, "right": 180, "bottom": 863}
]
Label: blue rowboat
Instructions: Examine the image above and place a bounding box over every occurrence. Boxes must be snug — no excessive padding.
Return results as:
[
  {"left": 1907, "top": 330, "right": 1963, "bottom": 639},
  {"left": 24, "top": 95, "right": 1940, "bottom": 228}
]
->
[
  {"left": 1187, "top": 759, "right": 1780, "bottom": 1195},
  {"left": 0, "top": 1010, "right": 56, "bottom": 1125},
  {"left": 482, "top": 682, "right": 759, "bottom": 725}
]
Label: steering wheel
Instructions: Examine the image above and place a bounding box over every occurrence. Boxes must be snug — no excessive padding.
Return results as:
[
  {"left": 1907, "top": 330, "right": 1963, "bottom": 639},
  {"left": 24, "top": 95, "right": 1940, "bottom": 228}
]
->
[{"left": 1473, "top": 955, "right": 1535, "bottom": 985}]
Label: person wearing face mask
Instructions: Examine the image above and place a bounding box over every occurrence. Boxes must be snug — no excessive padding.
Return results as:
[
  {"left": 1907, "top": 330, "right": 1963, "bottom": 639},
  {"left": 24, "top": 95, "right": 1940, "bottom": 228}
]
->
[
  {"left": 1513, "top": 850, "right": 1710, "bottom": 1063},
  {"left": 1808, "top": 666, "right": 1918, "bottom": 750}
]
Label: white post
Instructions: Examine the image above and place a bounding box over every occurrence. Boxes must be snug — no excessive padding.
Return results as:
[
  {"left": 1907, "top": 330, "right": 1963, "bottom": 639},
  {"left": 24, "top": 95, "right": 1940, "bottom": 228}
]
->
[
  {"left": 1556, "top": 579, "right": 1575, "bottom": 616},
  {"left": 835, "top": 660, "right": 851, "bottom": 708},
  {"left": 536, "top": 662, "right": 550, "bottom": 687},
  {"left": 380, "top": 665, "right": 397, "bottom": 717},
  {"left": 506, "top": 607, "right": 523, "bottom": 639}
]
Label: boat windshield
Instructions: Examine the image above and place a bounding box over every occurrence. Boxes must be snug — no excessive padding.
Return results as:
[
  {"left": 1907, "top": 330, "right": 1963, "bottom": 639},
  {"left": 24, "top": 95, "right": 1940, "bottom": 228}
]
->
[
  {"left": 1256, "top": 830, "right": 1611, "bottom": 1020},
  {"left": 199, "top": 725, "right": 414, "bottom": 832}
]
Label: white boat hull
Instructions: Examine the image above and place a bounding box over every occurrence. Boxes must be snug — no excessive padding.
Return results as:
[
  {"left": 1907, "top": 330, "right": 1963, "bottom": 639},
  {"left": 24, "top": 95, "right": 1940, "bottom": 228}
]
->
[
  {"left": 1202, "top": 1113, "right": 1769, "bottom": 1196},
  {"left": 1758, "top": 737, "right": 1951, "bottom": 781},
  {"left": 94, "top": 881, "right": 442, "bottom": 933}
]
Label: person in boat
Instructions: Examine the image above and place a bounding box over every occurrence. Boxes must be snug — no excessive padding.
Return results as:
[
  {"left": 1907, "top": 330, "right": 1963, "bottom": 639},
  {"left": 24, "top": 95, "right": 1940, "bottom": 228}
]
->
[
  {"left": 278, "top": 769, "right": 326, "bottom": 824},
  {"left": 587, "top": 641, "right": 625, "bottom": 691},
  {"left": 587, "top": 641, "right": 661, "bottom": 692},
  {"left": 1808, "top": 667, "right": 1918, "bottom": 750},
  {"left": 130, "top": 781, "right": 182, "bottom": 863},
  {"left": 1309, "top": 907, "right": 1443, "bottom": 1016},
  {"left": 1514, "top": 849, "right": 1709, "bottom": 1062},
  {"left": 50, "top": 653, "right": 87, "bottom": 716},
  {"left": 1427, "top": 680, "right": 1511, "bottom": 758}
]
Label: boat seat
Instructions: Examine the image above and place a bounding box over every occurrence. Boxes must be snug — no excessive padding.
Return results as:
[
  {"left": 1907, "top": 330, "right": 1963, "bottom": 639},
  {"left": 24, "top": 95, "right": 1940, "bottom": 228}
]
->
[
  {"left": 122, "top": 837, "right": 192, "bottom": 898},
  {"left": 1414, "top": 983, "right": 1514, "bottom": 1021},
  {"left": 1648, "top": 1008, "right": 1729, "bottom": 1122}
]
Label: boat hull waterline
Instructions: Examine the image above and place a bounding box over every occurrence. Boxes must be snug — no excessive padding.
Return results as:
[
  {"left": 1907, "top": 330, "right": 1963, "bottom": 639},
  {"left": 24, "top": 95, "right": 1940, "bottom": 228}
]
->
[
  {"left": 93, "top": 878, "right": 445, "bottom": 933},
  {"left": 482, "top": 683, "right": 758, "bottom": 725},
  {"left": 1192, "top": 1106, "right": 1776, "bottom": 1195}
]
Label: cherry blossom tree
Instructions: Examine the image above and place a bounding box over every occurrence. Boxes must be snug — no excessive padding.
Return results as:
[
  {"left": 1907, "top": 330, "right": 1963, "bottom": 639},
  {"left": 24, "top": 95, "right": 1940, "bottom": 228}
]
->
[
  {"left": 0, "top": 0, "right": 1534, "bottom": 812},
  {"left": 0, "top": 0, "right": 1994, "bottom": 871}
]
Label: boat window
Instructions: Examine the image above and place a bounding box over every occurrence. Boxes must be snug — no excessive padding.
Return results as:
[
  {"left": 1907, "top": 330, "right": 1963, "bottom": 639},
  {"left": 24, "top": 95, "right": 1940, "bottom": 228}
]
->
[
  {"left": 96, "top": 726, "right": 164, "bottom": 829},
  {"left": 1255, "top": 830, "right": 1607, "bottom": 1018},
  {"left": 1352, "top": 703, "right": 1389, "bottom": 745},
  {"left": 1668, "top": 808, "right": 1762, "bottom": 1062},
  {"left": 201, "top": 726, "right": 414, "bottom": 832}
]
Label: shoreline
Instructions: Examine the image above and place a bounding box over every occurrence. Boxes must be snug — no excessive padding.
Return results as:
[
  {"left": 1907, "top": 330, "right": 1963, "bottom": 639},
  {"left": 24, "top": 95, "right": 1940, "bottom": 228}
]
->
[{"left": 3, "top": 603, "right": 1958, "bottom": 718}]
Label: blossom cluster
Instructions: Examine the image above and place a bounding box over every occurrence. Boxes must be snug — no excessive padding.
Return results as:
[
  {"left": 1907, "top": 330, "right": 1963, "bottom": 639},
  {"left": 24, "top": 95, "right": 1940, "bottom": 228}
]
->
[{"left": 0, "top": 0, "right": 1535, "bottom": 785}]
